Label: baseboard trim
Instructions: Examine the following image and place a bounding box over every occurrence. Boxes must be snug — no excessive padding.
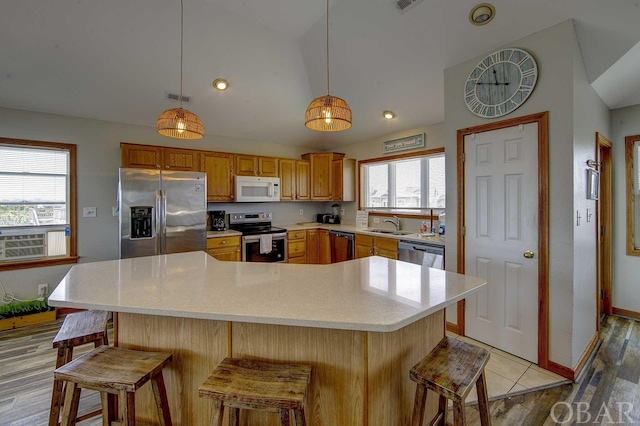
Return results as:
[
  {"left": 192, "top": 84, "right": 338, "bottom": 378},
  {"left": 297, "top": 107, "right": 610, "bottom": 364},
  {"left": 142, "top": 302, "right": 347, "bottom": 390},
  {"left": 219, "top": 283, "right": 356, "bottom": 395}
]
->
[
  {"left": 547, "top": 361, "right": 574, "bottom": 381},
  {"left": 573, "top": 331, "right": 599, "bottom": 380},
  {"left": 612, "top": 307, "right": 640, "bottom": 321},
  {"left": 446, "top": 321, "right": 459, "bottom": 334}
]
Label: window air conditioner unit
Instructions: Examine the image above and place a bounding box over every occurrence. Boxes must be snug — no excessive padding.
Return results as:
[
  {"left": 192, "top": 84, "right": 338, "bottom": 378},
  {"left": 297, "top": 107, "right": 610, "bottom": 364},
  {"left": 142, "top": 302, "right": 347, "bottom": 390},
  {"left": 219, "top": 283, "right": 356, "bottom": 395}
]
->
[{"left": 0, "top": 231, "right": 47, "bottom": 261}]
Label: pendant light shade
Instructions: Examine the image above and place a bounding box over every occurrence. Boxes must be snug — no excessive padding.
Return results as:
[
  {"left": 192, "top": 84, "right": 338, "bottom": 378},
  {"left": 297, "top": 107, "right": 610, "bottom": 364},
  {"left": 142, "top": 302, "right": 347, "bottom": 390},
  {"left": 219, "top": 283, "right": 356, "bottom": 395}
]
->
[
  {"left": 157, "top": 0, "right": 204, "bottom": 140},
  {"left": 305, "top": 95, "right": 352, "bottom": 132},
  {"left": 305, "top": 0, "right": 351, "bottom": 132},
  {"left": 157, "top": 107, "right": 204, "bottom": 139}
]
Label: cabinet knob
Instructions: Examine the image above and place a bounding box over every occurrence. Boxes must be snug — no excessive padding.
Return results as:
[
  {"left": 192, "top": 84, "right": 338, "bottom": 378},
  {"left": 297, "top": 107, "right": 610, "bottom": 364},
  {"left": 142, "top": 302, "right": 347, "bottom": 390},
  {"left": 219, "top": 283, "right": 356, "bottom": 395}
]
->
[
  {"left": 166, "top": 166, "right": 169, "bottom": 169},
  {"left": 375, "top": 251, "right": 379, "bottom": 255},
  {"left": 295, "top": 247, "right": 299, "bottom": 251},
  {"left": 230, "top": 195, "right": 234, "bottom": 199},
  {"left": 222, "top": 240, "right": 226, "bottom": 244}
]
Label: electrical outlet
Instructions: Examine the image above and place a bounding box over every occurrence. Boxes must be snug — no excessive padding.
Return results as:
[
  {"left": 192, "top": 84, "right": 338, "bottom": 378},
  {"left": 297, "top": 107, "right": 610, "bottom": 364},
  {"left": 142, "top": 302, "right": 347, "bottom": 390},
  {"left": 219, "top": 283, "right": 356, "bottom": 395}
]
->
[
  {"left": 299, "top": 209, "right": 304, "bottom": 216},
  {"left": 38, "top": 284, "right": 48, "bottom": 297},
  {"left": 373, "top": 217, "right": 380, "bottom": 223},
  {"left": 83, "top": 207, "right": 97, "bottom": 218},
  {"left": 340, "top": 209, "right": 345, "bottom": 216}
]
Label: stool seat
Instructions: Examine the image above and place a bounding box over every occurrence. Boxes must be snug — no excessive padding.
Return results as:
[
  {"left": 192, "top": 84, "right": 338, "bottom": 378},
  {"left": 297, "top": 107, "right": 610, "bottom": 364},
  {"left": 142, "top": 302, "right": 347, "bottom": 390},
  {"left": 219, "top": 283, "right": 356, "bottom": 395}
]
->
[
  {"left": 199, "top": 358, "right": 312, "bottom": 426},
  {"left": 410, "top": 337, "right": 491, "bottom": 426},
  {"left": 53, "top": 310, "right": 110, "bottom": 349},
  {"left": 54, "top": 346, "right": 173, "bottom": 426}
]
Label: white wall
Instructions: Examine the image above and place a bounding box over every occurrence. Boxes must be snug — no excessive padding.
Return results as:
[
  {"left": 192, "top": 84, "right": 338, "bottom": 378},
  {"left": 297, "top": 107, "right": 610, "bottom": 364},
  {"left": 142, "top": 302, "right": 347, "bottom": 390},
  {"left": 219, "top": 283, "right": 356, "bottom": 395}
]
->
[
  {"left": 570, "top": 28, "right": 611, "bottom": 367},
  {"left": 611, "top": 105, "right": 640, "bottom": 313},
  {"left": 0, "top": 107, "right": 319, "bottom": 299},
  {"left": 444, "top": 20, "right": 587, "bottom": 368}
]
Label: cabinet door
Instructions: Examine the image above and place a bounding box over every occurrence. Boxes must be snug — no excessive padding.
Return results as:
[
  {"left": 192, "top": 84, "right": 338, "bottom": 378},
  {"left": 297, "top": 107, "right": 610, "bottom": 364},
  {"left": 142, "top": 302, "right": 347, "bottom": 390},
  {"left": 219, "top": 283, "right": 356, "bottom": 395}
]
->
[
  {"left": 288, "top": 241, "right": 306, "bottom": 262},
  {"left": 258, "top": 157, "right": 279, "bottom": 177},
  {"left": 121, "top": 143, "right": 162, "bottom": 169},
  {"left": 201, "top": 152, "right": 234, "bottom": 202},
  {"left": 310, "top": 153, "right": 333, "bottom": 200},
  {"left": 235, "top": 154, "right": 258, "bottom": 176},
  {"left": 318, "top": 229, "right": 331, "bottom": 264},
  {"left": 164, "top": 148, "right": 200, "bottom": 171},
  {"left": 279, "top": 159, "right": 295, "bottom": 201},
  {"left": 296, "top": 160, "right": 311, "bottom": 201},
  {"left": 307, "top": 229, "right": 318, "bottom": 264},
  {"left": 356, "top": 244, "right": 373, "bottom": 258},
  {"left": 208, "top": 248, "right": 241, "bottom": 261},
  {"left": 332, "top": 159, "right": 344, "bottom": 201}
]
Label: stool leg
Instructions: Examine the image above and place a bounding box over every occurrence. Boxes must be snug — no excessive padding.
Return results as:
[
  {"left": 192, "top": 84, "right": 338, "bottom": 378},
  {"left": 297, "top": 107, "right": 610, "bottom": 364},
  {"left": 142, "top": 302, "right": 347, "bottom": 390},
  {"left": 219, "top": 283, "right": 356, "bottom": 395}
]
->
[
  {"left": 151, "top": 372, "right": 172, "bottom": 426},
  {"left": 279, "top": 408, "right": 290, "bottom": 426},
  {"left": 209, "top": 400, "right": 224, "bottom": 426},
  {"left": 436, "top": 395, "right": 447, "bottom": 426},
  {"left": 49, "top": 347, "right": 69, "bottom": 426},
  {"left": 60, "top": 382, "right": 81, "bottom": 426},
  {"left": 100, "top": 392, "right": 109, "bottom": 426},
  {"left": 118, "top": 390, "right": 135, "bottom": 426},
  {"left": 475, "top": 372, "right": 491, "bottom": 426},
  {"left": 294, "top": 407, "right": 306, "bottom": 426},
  {"left": 229, "top": 407, "right": 240, "bottom": 426},
  {"left": 452, "top": 401, "right": 466, "bottom": 426},
  {"left": 411, "top": 384, "right": 427, "bottom": 426}
]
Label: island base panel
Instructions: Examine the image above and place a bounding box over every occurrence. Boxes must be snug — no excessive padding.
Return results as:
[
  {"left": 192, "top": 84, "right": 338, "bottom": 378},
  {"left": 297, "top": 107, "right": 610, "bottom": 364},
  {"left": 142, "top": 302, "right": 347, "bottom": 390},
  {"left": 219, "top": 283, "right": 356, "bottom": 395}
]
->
[
  {"left": 116, "top": 313, "right": 230, "bottom": 426},
  {"left": 116, "top": 311, "right": 443, "bottom": 425}
]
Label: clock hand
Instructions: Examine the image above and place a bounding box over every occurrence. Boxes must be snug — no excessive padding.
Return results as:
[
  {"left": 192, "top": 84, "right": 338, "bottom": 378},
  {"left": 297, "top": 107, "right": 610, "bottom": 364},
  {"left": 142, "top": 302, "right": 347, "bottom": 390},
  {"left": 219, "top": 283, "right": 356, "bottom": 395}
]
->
[{"left": 493, "top": 69, "right": 498, "bottom": 85}]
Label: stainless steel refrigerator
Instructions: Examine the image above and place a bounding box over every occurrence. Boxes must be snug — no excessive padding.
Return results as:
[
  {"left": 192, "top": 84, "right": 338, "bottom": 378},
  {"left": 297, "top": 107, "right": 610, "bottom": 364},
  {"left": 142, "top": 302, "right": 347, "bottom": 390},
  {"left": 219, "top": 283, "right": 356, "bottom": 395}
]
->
[{"left": 118, "top": 168, "right": 207, "bottom": 259}]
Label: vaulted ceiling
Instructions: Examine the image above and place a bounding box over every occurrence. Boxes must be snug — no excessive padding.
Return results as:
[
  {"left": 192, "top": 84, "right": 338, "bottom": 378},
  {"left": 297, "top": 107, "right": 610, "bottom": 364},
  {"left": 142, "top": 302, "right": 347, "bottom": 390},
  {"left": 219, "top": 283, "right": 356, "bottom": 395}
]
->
[{"left": 1, "top": 0, "right": 639, "bottom": 150}]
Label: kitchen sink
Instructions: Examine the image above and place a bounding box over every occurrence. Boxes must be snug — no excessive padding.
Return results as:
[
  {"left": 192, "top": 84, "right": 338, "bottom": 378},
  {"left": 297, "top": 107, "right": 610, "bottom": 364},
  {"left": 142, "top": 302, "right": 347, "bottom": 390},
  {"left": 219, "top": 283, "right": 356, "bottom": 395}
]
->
[{"left": 368, "top": 229, "right": 413, "bottom": 236}]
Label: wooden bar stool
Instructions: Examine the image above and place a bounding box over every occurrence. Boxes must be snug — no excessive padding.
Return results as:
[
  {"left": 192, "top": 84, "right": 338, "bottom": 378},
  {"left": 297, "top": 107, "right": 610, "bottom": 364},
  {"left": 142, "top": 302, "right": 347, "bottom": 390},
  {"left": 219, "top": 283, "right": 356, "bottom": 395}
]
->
[
  {"left": 49, "top": 310, "right": 110, "bottom": 426},
  {"left": 410, "top": 337, "right": 491, "bottom": 426},
  {"left": 53, "top": 345, "right": 173, "bottom": 426},
  {"left": 198, "top": 358, "right": 312, "bottom": 426}
]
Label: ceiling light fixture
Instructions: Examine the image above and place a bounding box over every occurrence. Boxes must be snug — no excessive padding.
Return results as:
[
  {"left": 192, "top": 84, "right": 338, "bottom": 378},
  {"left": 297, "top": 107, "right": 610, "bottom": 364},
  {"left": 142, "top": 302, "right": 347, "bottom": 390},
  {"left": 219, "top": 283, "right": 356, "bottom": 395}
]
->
[
  {"left": 157, "top": 0, "right": 204, "bottom": 140},
  {"left": 469, "top": 3, "right": 495, "bottom": 26},
  {"left": 213, "top": 78, "right": 229, "bottom": 91},
  {"left": 383, "top": 111, "right": 396, "bottom": 120},
  {"left": 304, "top": 0, "right": 352, "bottom": 132}
]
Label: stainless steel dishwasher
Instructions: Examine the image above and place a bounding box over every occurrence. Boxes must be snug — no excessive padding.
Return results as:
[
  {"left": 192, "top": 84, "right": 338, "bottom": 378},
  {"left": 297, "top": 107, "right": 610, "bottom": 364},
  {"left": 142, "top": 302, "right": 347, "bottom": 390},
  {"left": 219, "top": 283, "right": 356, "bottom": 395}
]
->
[
  {"left": 398, "top": 240, "right": 445, "bottom": 269},
  {"left": 329, "top": 231, "right": 355, "bottom": 263}
]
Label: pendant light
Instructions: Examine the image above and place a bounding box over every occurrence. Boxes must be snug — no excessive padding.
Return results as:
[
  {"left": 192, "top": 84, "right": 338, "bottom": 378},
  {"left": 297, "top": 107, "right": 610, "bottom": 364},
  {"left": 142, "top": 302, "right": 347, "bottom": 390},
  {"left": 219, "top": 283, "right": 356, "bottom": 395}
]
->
[
  {"left": 157, "top": 0, "right": 204, "bottom": 140},
  {"left": 304, "top": 0, "right": 352, "bottom": 132}
]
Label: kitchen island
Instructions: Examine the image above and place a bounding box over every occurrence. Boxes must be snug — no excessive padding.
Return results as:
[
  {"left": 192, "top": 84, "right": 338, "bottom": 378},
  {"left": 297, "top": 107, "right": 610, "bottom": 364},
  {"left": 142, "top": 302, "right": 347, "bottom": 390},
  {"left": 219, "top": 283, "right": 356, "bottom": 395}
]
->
[{"left": 49, "top": 251, "right": 485, "bottom": 425}]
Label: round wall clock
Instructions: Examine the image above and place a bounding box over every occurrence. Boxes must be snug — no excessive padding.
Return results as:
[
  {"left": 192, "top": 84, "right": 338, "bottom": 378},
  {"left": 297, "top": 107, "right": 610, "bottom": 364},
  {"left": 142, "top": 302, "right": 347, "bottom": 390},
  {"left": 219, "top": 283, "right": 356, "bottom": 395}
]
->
[{"left": 464, "top": 48, "right": 538, "bottom": 118}]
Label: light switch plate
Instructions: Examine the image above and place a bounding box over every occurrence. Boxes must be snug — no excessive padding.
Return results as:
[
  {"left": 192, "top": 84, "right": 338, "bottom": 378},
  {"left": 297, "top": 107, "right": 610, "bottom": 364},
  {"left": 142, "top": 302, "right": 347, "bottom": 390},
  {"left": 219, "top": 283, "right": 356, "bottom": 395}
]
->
[{"left": 83, "top": 207, "right": 97, "bottom": 218}]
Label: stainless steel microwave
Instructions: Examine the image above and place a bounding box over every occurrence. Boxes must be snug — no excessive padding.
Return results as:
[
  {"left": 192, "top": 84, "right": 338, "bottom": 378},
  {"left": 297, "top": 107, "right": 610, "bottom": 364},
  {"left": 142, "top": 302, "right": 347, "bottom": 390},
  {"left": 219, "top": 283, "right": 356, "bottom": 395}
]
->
[{"left": 235, "top": 176, "right": 280, "bottom": 202}]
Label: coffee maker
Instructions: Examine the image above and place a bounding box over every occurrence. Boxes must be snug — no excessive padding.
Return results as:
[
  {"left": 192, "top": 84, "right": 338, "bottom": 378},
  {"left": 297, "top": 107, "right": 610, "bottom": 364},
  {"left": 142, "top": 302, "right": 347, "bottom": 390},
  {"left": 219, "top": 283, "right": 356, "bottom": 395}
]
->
[{"left": 209, "top": 210, "right": 226, "bottom": 231}]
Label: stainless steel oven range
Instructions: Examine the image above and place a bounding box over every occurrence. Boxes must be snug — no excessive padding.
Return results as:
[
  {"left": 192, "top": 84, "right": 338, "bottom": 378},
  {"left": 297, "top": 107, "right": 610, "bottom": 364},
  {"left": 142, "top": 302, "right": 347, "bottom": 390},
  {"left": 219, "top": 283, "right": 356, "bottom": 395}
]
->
[{"left": 229, "top": 212, "right": 287, "bottom": 262}]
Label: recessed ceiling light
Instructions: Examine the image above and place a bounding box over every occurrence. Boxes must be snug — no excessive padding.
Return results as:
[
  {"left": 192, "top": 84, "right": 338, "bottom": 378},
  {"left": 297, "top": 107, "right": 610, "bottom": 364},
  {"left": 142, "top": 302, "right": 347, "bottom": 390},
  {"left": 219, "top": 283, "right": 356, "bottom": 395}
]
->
[
  {"left": 383, "top": 111, "right": 396, "bottom": 120},
  {"left": 213, "top": 78, "right": 229, "bottom": 91},
  {"left": 469, "top": 3, "right": 495, "bottom": 26}
]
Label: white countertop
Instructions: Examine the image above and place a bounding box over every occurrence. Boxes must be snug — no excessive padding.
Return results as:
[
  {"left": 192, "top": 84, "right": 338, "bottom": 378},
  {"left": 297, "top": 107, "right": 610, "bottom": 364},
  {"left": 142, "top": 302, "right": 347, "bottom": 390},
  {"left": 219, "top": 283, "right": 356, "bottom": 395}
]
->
[
  {"left": 279, "top": 223, "right": 446, "bottom": 246},
  {"left": 49, "top": 251, "right": 483, "bottom": 332}
]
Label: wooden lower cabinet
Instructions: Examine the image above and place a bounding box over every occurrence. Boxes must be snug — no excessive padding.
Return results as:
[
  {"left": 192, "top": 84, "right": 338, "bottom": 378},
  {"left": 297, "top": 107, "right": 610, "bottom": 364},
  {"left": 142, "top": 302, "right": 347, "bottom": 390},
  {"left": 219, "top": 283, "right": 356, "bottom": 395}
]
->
[
  {"left": 288, "top": 231, "right": 307, "bottom": 263},
  {"left": 308, "top": 229, "right": 331, "bottom": 264},
  {"left": 206, "top": 236, "right": 241, "bottom": 261},
  {"left": 355, "top": 234, "right": 398, "bottom": 260}
]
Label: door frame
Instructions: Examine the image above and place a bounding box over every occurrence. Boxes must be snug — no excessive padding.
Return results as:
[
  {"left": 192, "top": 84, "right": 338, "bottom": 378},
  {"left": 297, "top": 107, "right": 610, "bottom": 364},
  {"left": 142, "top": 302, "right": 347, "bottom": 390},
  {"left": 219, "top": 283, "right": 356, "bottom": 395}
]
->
[
  {"left": 596, "top": 132, "right": 613, "bottom": 322},
  {"left": 456, "top": 111, "right": 549, "bottom": 369}
]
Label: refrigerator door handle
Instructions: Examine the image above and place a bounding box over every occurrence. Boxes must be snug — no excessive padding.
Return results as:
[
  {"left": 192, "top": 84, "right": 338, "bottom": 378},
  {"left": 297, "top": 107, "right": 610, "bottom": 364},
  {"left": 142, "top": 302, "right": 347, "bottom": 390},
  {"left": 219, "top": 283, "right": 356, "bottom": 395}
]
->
[
  {"left": 161, "top": 190, "right": 168, "bottom": 254},
  {"left": 155, "top": 190, "right": 162, "bottom": 254}
]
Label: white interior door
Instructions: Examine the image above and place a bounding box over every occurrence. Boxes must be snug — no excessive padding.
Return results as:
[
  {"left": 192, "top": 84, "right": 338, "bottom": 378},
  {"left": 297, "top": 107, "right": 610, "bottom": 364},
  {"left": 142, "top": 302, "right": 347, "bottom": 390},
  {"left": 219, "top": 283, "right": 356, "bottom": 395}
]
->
[{"left": 464, "top": 123, "right": 539, "bottom": 363}]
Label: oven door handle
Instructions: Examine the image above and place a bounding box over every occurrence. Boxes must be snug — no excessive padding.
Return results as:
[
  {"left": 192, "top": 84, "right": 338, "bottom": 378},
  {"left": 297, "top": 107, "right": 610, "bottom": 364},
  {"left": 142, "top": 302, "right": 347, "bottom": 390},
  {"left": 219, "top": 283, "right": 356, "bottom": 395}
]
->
[{"left": 243, "top": 233, "right": 287, "bottom": 242}]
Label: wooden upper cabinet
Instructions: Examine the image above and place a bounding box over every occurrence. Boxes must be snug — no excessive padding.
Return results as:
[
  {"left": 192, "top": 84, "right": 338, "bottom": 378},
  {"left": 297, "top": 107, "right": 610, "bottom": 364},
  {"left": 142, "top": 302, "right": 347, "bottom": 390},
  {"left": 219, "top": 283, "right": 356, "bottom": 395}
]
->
[
  {"left": 301, "top": 152, "right": 349, "bottom": 201},
  {"left": 235, "top": 155, "right": 279, "bottom": 177},
  {"left": 121, "top": 143, "right": 199, "bottom": 171},
  {"left": 332, "top": 158, "right": 355, "bottom": 202},
  {"left": 296, "top": 160, "right": 311, "bottom": 201},
  {"left": 121, "top": 143, "right": 162, "bottom": 169},
  {"left": 279, "top": 159, "right": 295, "bottom": 201},
  {"left": 201, "top": 152, "right": 234, "bottom": 202},
  {"left": 279, "top": 159, "right": 310, "bottom": 201},
  {"left": 163, "top": 148, "right": 200, "bottom": 171}
]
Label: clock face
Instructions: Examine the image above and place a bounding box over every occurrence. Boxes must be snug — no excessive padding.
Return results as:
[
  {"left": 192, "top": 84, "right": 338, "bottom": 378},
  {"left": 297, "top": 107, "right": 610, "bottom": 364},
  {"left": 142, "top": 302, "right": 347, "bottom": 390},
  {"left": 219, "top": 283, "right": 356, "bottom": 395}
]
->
[{"left": 464, "top": 48, "right": 538, "bottom": 118}]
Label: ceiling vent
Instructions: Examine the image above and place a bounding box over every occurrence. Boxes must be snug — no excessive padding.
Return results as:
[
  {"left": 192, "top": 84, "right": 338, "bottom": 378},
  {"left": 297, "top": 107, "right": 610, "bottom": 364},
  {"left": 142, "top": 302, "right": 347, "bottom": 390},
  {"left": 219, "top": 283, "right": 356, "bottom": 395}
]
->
[
  {"left": 392, "top": 0, "right": 424, "bottom": 13},
  {"left": 165, "top": 92, "right": 191, "bottom": 103}
]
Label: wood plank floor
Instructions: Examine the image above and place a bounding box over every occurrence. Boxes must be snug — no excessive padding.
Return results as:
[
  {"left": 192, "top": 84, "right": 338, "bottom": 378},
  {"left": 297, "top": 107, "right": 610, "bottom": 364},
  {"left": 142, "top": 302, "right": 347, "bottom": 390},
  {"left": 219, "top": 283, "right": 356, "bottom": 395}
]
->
[{"left": 0, "top": 315, "right": 639, "bottom": 425}]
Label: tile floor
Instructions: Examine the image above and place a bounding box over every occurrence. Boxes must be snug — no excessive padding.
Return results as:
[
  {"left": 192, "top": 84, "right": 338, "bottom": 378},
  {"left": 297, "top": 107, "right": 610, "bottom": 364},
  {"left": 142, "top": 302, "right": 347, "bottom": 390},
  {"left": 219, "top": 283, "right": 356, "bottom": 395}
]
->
[{"left": 445, "top": 330, "right": 571, "bottom": 404}]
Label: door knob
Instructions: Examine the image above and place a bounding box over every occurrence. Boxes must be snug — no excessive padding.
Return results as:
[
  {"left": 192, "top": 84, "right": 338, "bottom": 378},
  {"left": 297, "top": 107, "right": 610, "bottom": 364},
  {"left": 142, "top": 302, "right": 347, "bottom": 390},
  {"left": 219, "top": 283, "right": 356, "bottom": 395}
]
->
[{"left": 523, "top": 250, "right": 534, "bottom": 259}]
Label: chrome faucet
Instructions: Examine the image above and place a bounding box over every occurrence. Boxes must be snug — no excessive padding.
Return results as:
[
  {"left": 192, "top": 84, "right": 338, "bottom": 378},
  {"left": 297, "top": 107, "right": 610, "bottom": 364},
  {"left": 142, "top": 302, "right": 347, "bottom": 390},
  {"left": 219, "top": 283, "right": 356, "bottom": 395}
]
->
[{"left": 383, "top": 216, "right": 401, "bottom": 231}]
